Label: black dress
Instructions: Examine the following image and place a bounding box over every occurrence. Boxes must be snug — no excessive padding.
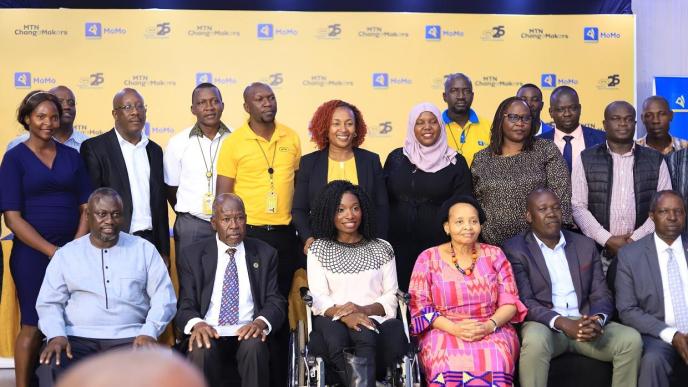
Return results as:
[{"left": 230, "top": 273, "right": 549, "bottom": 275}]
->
[{"left": 383, "top": 148, "right": 473, "bottom": 290}]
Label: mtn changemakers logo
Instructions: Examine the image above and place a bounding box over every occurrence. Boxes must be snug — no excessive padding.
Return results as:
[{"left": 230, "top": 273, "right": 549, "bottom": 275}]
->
[
  {"left": 14, "top": 72, "right": 56, "bottom": 88},
  {"left": 15, "top": 24, "right": 68, "bottom": 37},
  {"left": 521, "top": 27, "right": 568, "bottom": 40},
  {"left": 425, "top": 25, "right": 464, "bottom": 41},
  {"left": 188, "top": 24, "right": 240, "bottom": 37},
  {"left": 475, "top": 75, "right": 524, "bottom": 88},
  {"left": 124, "top": 74, "right": 176, "bottom": 87},
  {"left": 84, "top": 22, "right": 126, "bottom": 38},
  {"left": 359, "top": 26, "right": 408, "bottom": 39},
  {"left": 303, "top": 74, "right": 353, "bottom": 87}
]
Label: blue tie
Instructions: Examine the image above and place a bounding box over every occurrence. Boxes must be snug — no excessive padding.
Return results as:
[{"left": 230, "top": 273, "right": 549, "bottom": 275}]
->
[
  {"left": 562, "top": 135, "right": 574, "bottom": 172},
  {"left": 667, "top": 248, "right": 688, "bottom": 333},
  {"left": 218, "top": 248, "right": 239, "bottom": 326}
]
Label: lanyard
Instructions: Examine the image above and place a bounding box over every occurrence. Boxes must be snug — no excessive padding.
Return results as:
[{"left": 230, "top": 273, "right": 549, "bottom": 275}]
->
[
  {"left": 255, "top": 139, "right": 277, "bottom": 190},
  {"left": 196, "top": 134, "right": 222, "bottom": 193}
]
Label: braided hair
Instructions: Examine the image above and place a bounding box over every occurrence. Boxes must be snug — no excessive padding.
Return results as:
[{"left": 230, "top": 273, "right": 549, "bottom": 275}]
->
[{"left": 309, "top": 180, "right": 377, "bottom": 241}]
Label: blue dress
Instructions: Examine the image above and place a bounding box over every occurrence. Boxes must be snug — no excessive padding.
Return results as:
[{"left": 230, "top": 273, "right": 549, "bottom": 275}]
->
[{"left": 0, "top": 141, "right": 91, "bottom": 325}]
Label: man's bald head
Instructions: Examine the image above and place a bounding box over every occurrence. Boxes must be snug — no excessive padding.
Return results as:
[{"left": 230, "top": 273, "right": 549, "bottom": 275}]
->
[
  {"left": 604, "top": 100, "right": 636, "bottom": 120},
  {"left": 87, "top": 187, "right": 123, "bottom": 210},
  {"left": 243, "top": 82, "right": 272, "bottom": 102},
  {"left": 212, "top": 193, "right": 245, "bottom": 215},
  {"left": 113, "top": 88, "right": 142, "bottom": 109},
  {"left": 56, "top": 348, "right": 206, "bottom": 387}
]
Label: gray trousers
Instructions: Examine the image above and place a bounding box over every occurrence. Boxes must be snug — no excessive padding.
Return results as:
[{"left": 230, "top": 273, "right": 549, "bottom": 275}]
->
[
  {"left": 639, "top": 334, "right": 680, "bottom": 387},
  {"left": 173, "top": 212, "right": 215, "bottom": 263},
  {"left": 185, "top": 336, "right": 269, "bottom": 387}
]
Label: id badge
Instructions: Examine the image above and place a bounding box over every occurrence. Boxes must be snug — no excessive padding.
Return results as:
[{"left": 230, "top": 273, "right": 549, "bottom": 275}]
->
[
  {"left": 202, "top": 192, "right": 215, "bottom": 215},
  {"left": 266, "top": 191, "right": 278, "bottom": 213}
]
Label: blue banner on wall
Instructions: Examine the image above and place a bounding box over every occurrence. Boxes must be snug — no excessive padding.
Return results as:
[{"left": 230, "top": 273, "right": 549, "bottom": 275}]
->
[{"left": 654, "top": 76, "right": 688, "bottom": 140}]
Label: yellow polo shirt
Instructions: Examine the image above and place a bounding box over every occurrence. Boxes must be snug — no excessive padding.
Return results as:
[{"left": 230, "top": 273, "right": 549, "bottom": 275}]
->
[
  {"left": 442, "top": 109, "right": 491, "bottom": 166},
  {"left": 217, "top": 121, "right": 301, "bottom": 226}
]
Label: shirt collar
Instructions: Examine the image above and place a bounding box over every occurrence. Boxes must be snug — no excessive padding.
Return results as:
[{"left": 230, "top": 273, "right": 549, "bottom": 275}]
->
[
  {"left": 554, "top": 125, "right": 583, "bottom": 141},
  {"left": 654, "top": 233, "right": 683, "bottom": 254},
  {"left": 114, "top": 126, "right": 149, "bottom": 148},
  {"left": 532, "top": 231, "right": 567, "bottom": 252},
  {"left": 215, "top": 234, "right": 245, "bottom": 257},
  {"left": 189, "top": 121, "right": 231, "bottom": 138},
  {"left": 442, "top": 108, "right": 479, "bottom": 125},
  {"left": 605, "top": 140, "right": 635, "bottom": 156}
]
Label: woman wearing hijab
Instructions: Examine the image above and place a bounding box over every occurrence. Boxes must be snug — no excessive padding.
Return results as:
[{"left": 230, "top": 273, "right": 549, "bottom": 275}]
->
[{"left": 384, "top": 102, "right": 473, "bottom": 290}]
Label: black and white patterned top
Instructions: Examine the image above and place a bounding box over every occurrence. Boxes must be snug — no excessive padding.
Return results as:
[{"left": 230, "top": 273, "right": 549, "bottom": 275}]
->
[{"left": 307, "top": 238, "right": 399, "bottom": 323}]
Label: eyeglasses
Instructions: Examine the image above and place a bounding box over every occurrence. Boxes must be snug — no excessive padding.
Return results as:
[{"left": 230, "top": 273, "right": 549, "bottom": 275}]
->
[
  {"left": 114, "top": 104, "right": 147, "bottom": 113},
  {"left": 505, "top": 113, "right": 532, "bottom": 123}
]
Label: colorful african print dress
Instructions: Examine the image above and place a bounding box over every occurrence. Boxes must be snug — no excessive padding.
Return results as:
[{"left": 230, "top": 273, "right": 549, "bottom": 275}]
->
[{"left": 409, "top": 244, "right": 527, "bottom": 387}]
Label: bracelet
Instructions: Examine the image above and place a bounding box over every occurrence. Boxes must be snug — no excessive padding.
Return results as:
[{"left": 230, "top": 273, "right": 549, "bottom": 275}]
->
[{"left": 489, "top": 318, "right": 498, "bottom": 332}]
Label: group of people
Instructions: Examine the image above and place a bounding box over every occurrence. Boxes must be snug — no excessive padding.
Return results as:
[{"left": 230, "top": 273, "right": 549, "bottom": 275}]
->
[{"left": 1, "top": 72, "right": 688, "bottom": 387}]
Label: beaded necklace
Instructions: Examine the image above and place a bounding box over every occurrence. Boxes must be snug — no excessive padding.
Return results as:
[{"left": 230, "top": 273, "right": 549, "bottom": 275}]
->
[{"left": 449, "top": 242, "right": 478, "bottom": 276}]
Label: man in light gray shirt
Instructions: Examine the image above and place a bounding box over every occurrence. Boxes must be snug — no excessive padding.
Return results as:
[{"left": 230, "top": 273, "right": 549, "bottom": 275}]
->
[{"left": 36, "top": 187, "right": 176, "bottom": 383}]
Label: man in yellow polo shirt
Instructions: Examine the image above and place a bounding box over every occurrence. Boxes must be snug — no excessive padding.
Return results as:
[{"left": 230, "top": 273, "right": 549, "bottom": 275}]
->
[
  {"left": 442, "top": 73, "right": 491, "bottom": 166},
  {"left": 216, "top": 82, "right": 301, "bottom": 386}
]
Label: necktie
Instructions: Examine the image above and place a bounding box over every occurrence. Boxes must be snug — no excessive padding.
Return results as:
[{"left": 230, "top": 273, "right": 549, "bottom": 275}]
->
[
  {"left": 562, "top": 135, "right": 574, "bottom": 173},
  {"left": 667, "top": 247, "right": 688, "bottom": 333},
  {"left": 218, "top": 248, "right": 239, "bottom": 325}
]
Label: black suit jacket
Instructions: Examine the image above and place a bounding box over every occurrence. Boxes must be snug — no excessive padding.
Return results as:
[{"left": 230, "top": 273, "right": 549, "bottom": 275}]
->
[
  {"left": 292, "top": 147, "right": 389, "bottom": 241},
  {"left": 503, "top": 229, "right": 613, "bottom": 327},
  {"left": 81, "top": 128, "right": 170, "bottom": 256},
  {"left": 615, "top": 234, "right": 688, "bottom": 338},
  {"left": 175, "top": 236, "right": 286, "bottom": 331},
  {"left": 538, "top": 125, "right": 607, "bottom": 149}
]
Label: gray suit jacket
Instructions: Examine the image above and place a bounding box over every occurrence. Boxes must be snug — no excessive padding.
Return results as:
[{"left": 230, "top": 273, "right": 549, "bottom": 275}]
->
[
  {"left": 503, "top": 229, "right": 613, "bottom": 327},
  {"left": 615, "top": 233, "right": 688, "bottom": 338}
]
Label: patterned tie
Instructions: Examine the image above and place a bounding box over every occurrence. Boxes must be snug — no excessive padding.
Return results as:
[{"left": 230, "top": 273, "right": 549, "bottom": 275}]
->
[
  {"left": 562, "top": 135, "right": 574, "bottom": 173},
  {"left": 667, "top": 247, "right": 688, "bottom": 333},
  {"left": 218, "top": 248, "right": 239, "bottom": 325}
]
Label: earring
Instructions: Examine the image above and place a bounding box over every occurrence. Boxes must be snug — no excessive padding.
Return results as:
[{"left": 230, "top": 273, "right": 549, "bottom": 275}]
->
[{"left": 352, "top": 132, "right": 357, "bottom": 137}]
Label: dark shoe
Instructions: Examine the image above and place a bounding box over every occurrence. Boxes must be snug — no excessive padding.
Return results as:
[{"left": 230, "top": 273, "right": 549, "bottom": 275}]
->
[{"left": 343, "top": 351, "right": 375, "bottom": 387}]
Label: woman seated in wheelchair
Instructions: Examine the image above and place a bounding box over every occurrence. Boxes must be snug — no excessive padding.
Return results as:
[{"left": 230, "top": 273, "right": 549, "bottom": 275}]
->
[
  {"left": 409, "top": 194, "right": 527, "bottom": 387},
  {"left": 307, "top": 180, "right": 408, "bottom": 386}
]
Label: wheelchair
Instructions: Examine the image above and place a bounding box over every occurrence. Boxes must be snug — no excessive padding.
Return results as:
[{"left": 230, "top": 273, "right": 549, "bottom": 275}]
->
[{"left": 288, "top": 287, "right": 422, "bottom": 387}]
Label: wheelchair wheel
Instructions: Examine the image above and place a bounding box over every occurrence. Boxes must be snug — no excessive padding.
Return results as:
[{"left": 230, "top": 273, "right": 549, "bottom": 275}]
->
[
  {"left": 297, "top": 320, "right": 307, "bottom": 386},
  {"left": 288, "top": 327, "right": 298, "bottom": 387}
]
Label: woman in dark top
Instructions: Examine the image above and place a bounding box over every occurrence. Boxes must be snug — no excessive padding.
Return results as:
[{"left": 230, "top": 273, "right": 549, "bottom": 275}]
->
[
  {"left": 293, "top": 100, "right": 388, "bottom": 253},
  {"left": 0, "top": 91, "right": 92, "bottom": 387},
  {"left": 384, "top": 102, "right": 472, "bottom": 291}
]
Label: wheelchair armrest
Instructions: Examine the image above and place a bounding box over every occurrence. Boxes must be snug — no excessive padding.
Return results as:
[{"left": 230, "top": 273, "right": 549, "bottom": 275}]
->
[
  {"left": 396, "top": 290, "right": 411, "bottom": 306},
  {"left": 300, "top": 287, "right": 313, "bottom": 306}
]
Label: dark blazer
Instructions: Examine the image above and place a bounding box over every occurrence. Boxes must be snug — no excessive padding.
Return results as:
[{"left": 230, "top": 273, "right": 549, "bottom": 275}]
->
[
  {"left": 503, "top": 229, "right": 613, "bottom": 327},
  {"left": 81, "top": 128, "right": 170, "bottom": 256},
  {"left": 538, "top": 125, "right": 607, "bottom": 149},
  {"left": 615, "top": 234, "right": 688, "bottom": 338},
  {"left": 292, "top": 147, "right": 389, "bottom": 242},
  {"left": 175, "top": 236, "right": 286, "bottom": 330}
]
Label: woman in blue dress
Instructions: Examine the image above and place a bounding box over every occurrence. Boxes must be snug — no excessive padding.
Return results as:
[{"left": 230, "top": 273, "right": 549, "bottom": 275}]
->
[{"left": 0, "top": 90, "right": 92, "bottom": 387}]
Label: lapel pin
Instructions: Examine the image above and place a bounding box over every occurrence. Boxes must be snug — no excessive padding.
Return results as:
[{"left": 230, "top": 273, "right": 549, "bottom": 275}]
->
[{"left": 253, "top": 262, "right": 259, "bottom": 269}]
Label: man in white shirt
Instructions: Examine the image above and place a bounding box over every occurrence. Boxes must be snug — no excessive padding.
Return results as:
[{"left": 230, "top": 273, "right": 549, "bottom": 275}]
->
[
  {"left": 504, "top": 188, "right": 642, "bottom": 387},
  {"left": 81, "top": 88, "right": 169, "bottom": 263},
  {"left": 164, "top": 82, "right": 231, "bottom": 262},
  {"left": 616, "top": 190, "right": 688, "bottom": 386},
  {"left": 176, "top": 193, "right": 286, "bottom": 387}
]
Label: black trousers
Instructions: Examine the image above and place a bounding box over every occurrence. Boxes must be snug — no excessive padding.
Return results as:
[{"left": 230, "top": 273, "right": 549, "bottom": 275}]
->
[
  {"left": 173, "top": 213, "right": 215, "bottom": 266},
  {"left": 37, "top": 336, "right": 134, "bottom": 387},
  {"left": 311, "top": 316, "right": 409, "bottom": 382},
  {"left": 245, "top": 224, "right": 301, "bottom": 387},
  {"left": 184, "top": 336, "right": 269, "bottom": 387}
]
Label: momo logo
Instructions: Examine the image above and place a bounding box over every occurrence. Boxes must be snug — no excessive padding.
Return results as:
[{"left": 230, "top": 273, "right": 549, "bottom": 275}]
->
[
  {"left": 607, "top": 74, "right": 620, "bottom": 87},
  {"left": 379, "top": 121, "right": 392, "bottom": 135},
  {"left": 541, "top": 74, "right": 557, "bottom": 88},
  {"left": 425, "top": 25, "right": 441, "bottom": 40},
  {"left": 584, "top": 27, "right": 599, "bottom": 42},
  {"left": 269, "top": 73, "right": 284, "bottom": 86},
  {"left": 85, "top": 22, "right": 101, "bottom": 38},
  {"left": 676, "top": 95, "right": 686, "bottom": 109},
  {"left": 144, "top": 122, "right": 151, "bottom": 136},
  {"left": 328, "top": 24, "right": 342, "bottom": 37},
  {"left": 257, "top": 23, "right": 273, "bottom": 39},
  {"left": 14, "top": 72, "right": 31, "bottom": 88},
  {"left": 372, "top": 73, "right": 389, "bottom": 88},
  {"left": 90, "top": 73, "right": 104, "bottom": 86},
  {"left": 196, "top": 72, "right": 212, "bottom": 85},
  {"left": 492, "top": 25, "right": 505, "bottom": 39}
]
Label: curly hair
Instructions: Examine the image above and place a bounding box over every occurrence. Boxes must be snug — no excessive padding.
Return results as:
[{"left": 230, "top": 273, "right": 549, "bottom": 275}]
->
[
  {"left": 309, "top": 180, "right": 377, "bottom": 241},
  {"left": 488, "top": 96, "right": 537, "bottom": 155},
  {"left": 16, "top": 90, "right": 63, "bottom": 131},
  {"left": 308, "top": 100, "right": 367, "bottom": 150}
]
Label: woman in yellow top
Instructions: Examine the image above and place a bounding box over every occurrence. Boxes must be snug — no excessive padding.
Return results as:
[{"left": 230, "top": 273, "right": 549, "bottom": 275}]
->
[{"left": 293, "top": 100, "right": 389, "bottom": 253}]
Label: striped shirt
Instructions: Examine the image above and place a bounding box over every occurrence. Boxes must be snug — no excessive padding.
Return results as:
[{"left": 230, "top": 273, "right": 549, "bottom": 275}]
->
[{"left": 571, "top": 143, "right": 672, "bottom": 246}]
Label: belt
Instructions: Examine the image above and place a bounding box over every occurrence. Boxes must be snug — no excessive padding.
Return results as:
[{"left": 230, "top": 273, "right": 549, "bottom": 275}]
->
[{"left": 246, "top": 224, "right": 291, "bottom": 232}]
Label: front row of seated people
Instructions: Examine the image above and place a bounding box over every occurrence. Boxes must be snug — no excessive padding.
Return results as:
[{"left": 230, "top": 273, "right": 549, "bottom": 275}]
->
[{"left": 35, "top": 183, "right": 688, "bottom": 387}]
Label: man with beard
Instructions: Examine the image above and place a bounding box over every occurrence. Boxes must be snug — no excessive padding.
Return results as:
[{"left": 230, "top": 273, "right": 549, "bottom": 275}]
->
[
  {"left": 517, "top": 83, "right": 553, "bottom": 136},
  {"left": 35, "top": 187, "right": 176, "bottom": 384},
  {"left": 81, "top": 88, "right": 170, "bottom": 264},
  {"left": 637, "top": 96, "right": 688, "bottom": 155},
  {"left": 7, "top": 85, "right": 89, "bottom": 151},
  {"left": 441, "top": 73, "right": 490, "bottom": 166}
]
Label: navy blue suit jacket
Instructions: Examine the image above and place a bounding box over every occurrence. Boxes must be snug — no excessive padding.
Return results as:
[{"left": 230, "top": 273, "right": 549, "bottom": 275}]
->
[{"left": 538, "top": 126, "right": 607, "bottom": 149}]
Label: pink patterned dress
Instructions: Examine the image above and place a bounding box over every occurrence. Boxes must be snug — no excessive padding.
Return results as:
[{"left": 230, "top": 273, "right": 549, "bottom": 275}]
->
[{"left": 409, "top": 244, "right": 527, "bottom": 387}]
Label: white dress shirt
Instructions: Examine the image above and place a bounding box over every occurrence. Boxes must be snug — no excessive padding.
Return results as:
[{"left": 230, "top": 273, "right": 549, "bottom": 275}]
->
[
  {"left": 114, "top": 128, "right": 152, "bottom": 233},
  {"left": 533, "top": 232, "right": 581, "bottom": 329},
  {"left": 553, "top": 125, "right": 586, "bottom": 166},
  {"left": 183, "top": 237, "right": 271, "bottom": 336},
  {"left": 163, "top": 126, "right": 230, "bottom": 221},
  {"left": 654, "top": 234, "right": 688, "bottom": 343}
]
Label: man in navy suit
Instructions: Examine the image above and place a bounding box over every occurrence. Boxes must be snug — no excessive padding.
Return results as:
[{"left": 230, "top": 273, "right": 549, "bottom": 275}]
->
[
  {"left": 517, "top": 83, "right": 552, "bottom": 136},
  {"left": 503, "top": 188, "right": 641, "bottom": 387},
  {"left": 538, "top": 86, "right": 606, "bottom": 172}
]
